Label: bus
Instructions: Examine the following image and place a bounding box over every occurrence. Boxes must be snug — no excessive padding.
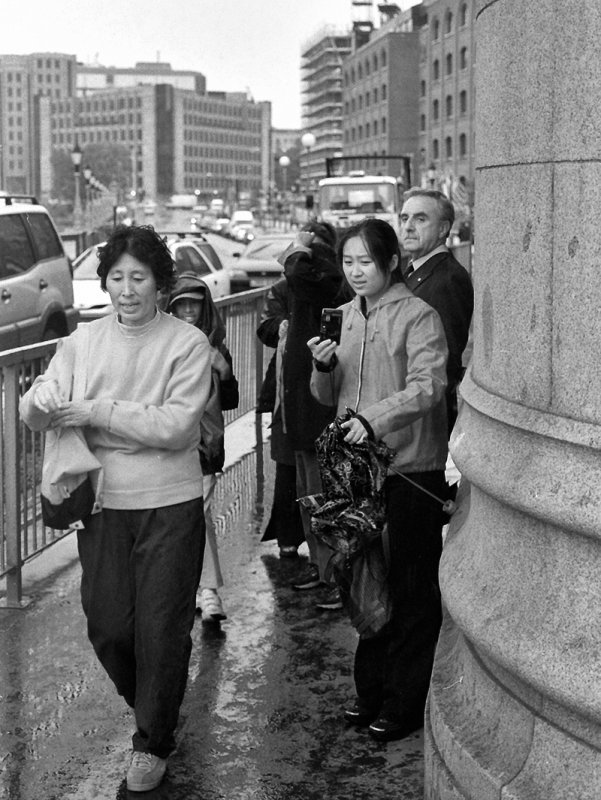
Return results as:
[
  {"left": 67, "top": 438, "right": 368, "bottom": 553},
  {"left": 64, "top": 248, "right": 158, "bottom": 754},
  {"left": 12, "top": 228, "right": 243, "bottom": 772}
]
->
[{"left": 318, "top": 172, "right": 403, "bottom": 234}]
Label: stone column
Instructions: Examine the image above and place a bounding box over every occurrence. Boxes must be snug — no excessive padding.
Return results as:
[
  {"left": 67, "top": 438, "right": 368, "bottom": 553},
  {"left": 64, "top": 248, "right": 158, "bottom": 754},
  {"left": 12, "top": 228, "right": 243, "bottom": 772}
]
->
[{"left": 425, "top": 2, "right": 601, "bottom": 798}]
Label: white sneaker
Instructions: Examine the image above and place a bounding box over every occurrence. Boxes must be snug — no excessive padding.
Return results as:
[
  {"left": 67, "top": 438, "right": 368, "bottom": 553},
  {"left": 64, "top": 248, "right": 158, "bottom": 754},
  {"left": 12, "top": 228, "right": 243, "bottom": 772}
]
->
[
  {"left": 198, "top": 588, "right": 227, "bottom": 622},
  {"left": 126, "top": 751, "right": 167, "bottom": 792}
]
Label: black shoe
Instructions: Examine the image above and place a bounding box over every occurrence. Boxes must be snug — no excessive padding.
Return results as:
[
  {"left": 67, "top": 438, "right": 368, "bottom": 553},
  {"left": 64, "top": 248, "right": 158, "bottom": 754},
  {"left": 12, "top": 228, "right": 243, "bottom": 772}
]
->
[
  {"left": 344, "top": 702, "right": 379, "bottom": 727},
  {"left": 315, "top": 586, "right": 343, "bottom": 610},
  {"left": 368, "top": 711, "right": 423, "bottom": 742},
  {"left": 291, "top": 564, "right": 321, "bottom": 590}
]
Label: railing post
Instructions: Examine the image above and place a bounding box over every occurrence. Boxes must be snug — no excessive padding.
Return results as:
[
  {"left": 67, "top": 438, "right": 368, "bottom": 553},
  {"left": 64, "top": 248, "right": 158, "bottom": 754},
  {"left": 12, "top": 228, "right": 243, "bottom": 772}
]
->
[{"left": 1, "top": 364, "right": 30, "bottom": 608}]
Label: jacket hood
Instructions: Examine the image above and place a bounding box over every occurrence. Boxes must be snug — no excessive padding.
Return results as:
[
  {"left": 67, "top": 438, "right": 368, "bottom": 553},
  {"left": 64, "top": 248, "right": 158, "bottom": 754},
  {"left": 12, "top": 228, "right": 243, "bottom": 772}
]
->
[
  {"left": 167, "top": 271, "right": 226, "bottom": 347},
  {"left": 346, "top": 282, "right": 415, "bottom": 341}
]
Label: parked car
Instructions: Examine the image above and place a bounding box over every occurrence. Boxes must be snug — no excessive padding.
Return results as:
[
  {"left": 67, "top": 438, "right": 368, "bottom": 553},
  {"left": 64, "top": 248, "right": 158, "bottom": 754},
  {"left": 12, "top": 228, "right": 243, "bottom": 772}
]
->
[
  {"left": 231, "top": 232, "right": 292, "bottom": 288},
  {"left": 72, "top": 234, "right": 232, "bottom": 321},
  {"left": 0, "top": 194, "right": 79, "bottom": 351},
  {"left": 188, "top": 235, "right": 250, "bottom": 294},
  {"left": 226, "top": 210, "right": 256, "bottom": 242}
]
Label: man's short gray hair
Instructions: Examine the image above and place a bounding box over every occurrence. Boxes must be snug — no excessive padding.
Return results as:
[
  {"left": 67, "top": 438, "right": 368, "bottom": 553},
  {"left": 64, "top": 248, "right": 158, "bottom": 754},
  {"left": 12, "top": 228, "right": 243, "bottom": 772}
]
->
[{"left": 402, "top": 188, "right": 455, "bottom": 229}]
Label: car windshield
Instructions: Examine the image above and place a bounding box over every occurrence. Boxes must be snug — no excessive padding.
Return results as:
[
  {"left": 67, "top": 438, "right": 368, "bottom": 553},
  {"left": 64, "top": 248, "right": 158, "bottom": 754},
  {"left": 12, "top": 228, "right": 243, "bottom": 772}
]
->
[
  {"left": 244, "top": 238, "right": 289, "bottom": 260},
  {"left": 320, "top": 182, "right": 397, "bottom": 213},
  {"left": 73, "top": 247, "right": 101, "bottom": 279}
]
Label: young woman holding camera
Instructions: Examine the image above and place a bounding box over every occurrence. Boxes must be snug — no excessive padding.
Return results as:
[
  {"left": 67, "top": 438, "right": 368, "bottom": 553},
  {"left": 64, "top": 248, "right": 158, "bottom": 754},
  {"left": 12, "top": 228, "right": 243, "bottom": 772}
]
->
[{"left": 308, "top": 218, "right": 449, "bottom": 742}]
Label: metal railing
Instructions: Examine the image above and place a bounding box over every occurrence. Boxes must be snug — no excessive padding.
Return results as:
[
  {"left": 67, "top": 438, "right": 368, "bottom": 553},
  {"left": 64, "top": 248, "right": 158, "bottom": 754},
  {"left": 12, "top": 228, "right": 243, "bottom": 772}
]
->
[{"left": 0, "top": 288, "right": 268, "bottom": 608}]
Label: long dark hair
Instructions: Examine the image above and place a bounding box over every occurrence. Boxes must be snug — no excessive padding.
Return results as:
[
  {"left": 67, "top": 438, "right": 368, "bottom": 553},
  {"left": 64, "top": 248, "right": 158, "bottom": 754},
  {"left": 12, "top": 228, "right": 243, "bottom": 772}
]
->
[{"left": 337, "top": 218, "right": 403, "bottom": 283}]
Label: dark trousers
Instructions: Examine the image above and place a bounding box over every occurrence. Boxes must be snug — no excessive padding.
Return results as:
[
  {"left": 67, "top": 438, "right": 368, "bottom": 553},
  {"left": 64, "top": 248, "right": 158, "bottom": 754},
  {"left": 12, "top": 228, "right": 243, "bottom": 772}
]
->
[
  {"left": 354, "top": 471, "right": 445, "bottom": 720},
  {"left": 77, "top": 499, "right": 205, "bottom": 758},
  {"left": 261, "top": 462, "right": 305, "bottom": 548}
]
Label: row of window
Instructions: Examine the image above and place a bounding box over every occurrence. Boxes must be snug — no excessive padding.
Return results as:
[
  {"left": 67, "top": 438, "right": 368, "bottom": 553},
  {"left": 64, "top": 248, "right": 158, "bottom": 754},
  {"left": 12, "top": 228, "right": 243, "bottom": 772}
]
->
[
  {"left": 70, "top": 96, "right": 143, "bottom": 114},
  {"left": 423, "top": 91, "right": 468, "bottom": 123},
  {"left": 430, "top": 133, "right": 469, "bottom": 160},
  {"left": 343, "top": 48, "right": 388, "bottom": 86},
  {"left": 53, "top": 129, "right": 143, "bottom": 145},
  {"left": 344, "top": 83, "right": 387, "bottom": 114},
  {"left": 37, "top": 58, "right": 63, "bottom": 70},
  {"left": 183, "top": 114, "right": 259, "bottom": 132},
  {"left": 183, "top": 131, "right": 260, "bottom": 147},
  {"left": 343, "top": 117, "right": 388, "bottom": 142},
  {"left": 53, "top": 113, "right": 143, "bottom": 129},
  {"left": 431, "top": 4, "right": 469, "bottom": 39},
  {"left": 424, "top": 48, "right": 469, "bottom": 85},
  {"left": 183, "top": 155, "right": 261, "bottom": 169}
]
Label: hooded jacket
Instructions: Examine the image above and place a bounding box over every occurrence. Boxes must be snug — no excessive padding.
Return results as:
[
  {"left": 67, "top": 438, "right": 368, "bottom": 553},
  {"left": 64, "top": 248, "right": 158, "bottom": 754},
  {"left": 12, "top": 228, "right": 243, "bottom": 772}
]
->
[
  {"left": 168, "top": 272, "right": 239, "bottom": 472},
  {"left": 281, "top": 240, "right": 343, "bottom": 450},
  {"left": 310, "top": 283, "right": 448, "bottom": 474}
]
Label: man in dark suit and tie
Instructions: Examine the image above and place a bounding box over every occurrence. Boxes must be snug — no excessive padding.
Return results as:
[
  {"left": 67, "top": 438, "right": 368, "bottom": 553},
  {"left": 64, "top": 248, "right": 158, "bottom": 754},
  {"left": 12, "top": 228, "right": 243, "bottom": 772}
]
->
[{"left": 400, "top": 188, "right": 474, "bottom": 434}]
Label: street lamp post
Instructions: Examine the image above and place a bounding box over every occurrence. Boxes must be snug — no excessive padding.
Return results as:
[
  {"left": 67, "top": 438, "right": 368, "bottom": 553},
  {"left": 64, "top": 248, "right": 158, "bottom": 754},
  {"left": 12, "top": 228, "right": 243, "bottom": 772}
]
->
[
  {"left": 278, "top": 155, "right": 291, "bottom": 230},
  {"left": 71, "top": 142, "right": 83, "bottom": 229},
  {"left": 83, "top": 164, "right": 92, "bottom": 231},
  {"left": 301, "top": 132, "right": 316, "bottom": 218}
]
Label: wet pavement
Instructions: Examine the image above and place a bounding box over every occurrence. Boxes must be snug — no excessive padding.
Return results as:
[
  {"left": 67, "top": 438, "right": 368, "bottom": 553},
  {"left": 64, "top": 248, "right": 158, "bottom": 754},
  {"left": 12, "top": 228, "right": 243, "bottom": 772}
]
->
[{"left": 0, "top": 414, "right": 425, "bottom": 800}]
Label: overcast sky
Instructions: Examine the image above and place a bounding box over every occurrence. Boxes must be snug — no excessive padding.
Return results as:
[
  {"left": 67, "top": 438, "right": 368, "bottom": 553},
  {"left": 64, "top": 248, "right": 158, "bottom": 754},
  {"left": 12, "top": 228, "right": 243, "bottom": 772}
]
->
[{"left": 1, "top": 0, "right": 412, "bottom": 128}]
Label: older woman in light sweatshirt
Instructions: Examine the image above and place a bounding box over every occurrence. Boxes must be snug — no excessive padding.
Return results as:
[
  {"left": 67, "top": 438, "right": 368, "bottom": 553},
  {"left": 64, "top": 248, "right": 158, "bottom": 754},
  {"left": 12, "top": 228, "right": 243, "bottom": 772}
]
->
[{"left": 19, "top": 225, "right": 211, "bottom": 793}]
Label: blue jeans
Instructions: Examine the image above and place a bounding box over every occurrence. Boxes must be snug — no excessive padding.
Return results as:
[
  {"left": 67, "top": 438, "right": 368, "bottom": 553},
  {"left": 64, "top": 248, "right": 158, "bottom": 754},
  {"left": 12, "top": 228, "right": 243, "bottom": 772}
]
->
[{"left": 77, "top": 498, "right": 205, "bottom": 758}]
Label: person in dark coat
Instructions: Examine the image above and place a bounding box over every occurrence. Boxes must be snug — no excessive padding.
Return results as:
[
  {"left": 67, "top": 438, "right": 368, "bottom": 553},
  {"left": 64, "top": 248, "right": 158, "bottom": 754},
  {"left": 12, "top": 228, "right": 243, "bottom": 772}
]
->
[
  {"left": 279, "top": 221, "right": 344, "bottom": 606},
  {"left": 399, "top": 188, "right": 474, "bottom": 434},
  {"left": 256, "top": 278, "right": 305, "bottom": 557}
]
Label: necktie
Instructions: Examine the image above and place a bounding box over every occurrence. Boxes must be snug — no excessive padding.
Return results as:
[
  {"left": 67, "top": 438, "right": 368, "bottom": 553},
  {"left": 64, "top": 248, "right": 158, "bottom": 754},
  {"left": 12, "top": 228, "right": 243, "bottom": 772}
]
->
[{"left": 406, "top": 263, "right": 414, "bottom": 277}]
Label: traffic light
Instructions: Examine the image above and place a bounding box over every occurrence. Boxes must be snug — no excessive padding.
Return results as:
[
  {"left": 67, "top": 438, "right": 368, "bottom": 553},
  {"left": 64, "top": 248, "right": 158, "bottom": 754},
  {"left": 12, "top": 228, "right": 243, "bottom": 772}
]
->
[{"left": 305, "top": 194, "right": 314, "bottom": 210}]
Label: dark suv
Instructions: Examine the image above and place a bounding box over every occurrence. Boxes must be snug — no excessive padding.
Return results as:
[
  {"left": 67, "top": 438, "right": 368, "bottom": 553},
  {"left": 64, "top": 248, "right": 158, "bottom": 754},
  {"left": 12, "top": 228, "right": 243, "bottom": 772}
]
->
[{"left": 0, "top": 195, "right": 78, "bottom": 351}]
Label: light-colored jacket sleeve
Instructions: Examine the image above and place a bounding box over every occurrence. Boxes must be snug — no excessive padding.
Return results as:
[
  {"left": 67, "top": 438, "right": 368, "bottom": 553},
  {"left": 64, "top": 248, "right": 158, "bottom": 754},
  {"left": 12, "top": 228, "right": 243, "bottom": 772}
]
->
[{"left": 360, "top": 306, "right": 448, "bottom": 439}]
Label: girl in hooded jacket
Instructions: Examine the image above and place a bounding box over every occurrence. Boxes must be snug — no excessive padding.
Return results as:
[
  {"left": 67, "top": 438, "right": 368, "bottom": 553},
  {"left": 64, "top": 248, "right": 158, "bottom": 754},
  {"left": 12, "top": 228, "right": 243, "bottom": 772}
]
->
[
  {"left": 168, "top": 272, "right": 239, "bottom": 623},
  {"left": 308, "top": 218, "right": 449, "bottom": 742}
]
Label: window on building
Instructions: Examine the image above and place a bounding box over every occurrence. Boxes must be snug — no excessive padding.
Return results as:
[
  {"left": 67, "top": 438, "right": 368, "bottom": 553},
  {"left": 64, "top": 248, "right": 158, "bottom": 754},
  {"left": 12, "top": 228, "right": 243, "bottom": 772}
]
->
[
  {"left": 420, "top": 114, "right": 426, "bottom": 131},
  {"left": 420, "top": 80, "right": 426, "bottom": 97},
  {"left": 382, "top": 84, "right": 387, "bottom": 100},
  {"left": 460, "top": 3, "right": 468, "bottom": 26},
  {"left": 366, "top": 91, "right": 370, "bottom": 107},
  {"left": 351, "top": 97, "right": 356, "bottom": 112},
  {"left": 433, "top": 139, "right": 439, "bottom": 160},
  {"left": 433, "top": 60, "right": 440, "bottom": 80},
  {"left": 374, "top": 86, "right": 379, "bottom": 103},
  {"left": 445, "top": 10, "right": 453, "bottom": 33},
  {"left": 374, "top": 119, "right": 378, "bottom": 135},
  {"left": 366, "top": 122, "right": 370, "bottom": 137},
  {"left": 381, "top": 49, "right": 387, "bottom": 67},
  {"left": 358, "top": 63, "right": 363, "bottom": 79},
  {"left": 358, "top": 125, "right": 363, "bottom": 139},
  {"left": 446, "top": 53, "right": 453, "bottom": 74},
  {"left": 359, "top": 95, "right": 363, "bottom": 110},
  {"left": 460, "top": 47, "right": 468, "bottom": 70},
  {"left": 351, "top": 67, "right": 355, "bottom": 83},
  {"left": 381, "top": 117, "right": 387, "bottom": 133},
  {"left": 459, "top": 133, "right": 467, "bottom": 157},
  {"left": 460, "top": 90, "right": 467, "bottom": 114},
  {"left": 432, "top": 17, "right": 439, "bottom": 39},
  {"left": 351, "top": 127, "right": 356, "bottom": 142},
  {"left": 373, "top": 53, "right": 379, "bottom": 71},
  {"left": 446, "top": 95, "right": 453, "bottom": 117},
  {"left": 365, "top": 59, "right": 370, "bottom": 75},
  {"left": 446, "top": 136, "right": 453, "bottom": 158},
  {"left": 433, "top": 99, "right": 439, "bottom": 120}
]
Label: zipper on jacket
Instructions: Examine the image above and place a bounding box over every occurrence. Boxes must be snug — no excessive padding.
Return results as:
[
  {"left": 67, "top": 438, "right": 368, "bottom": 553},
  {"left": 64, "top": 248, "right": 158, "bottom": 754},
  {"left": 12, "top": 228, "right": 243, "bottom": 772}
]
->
[{"left": 353, "top": 311, "right": 368, "bottom": 411}]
